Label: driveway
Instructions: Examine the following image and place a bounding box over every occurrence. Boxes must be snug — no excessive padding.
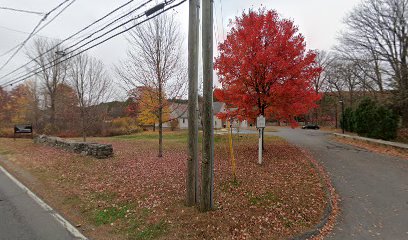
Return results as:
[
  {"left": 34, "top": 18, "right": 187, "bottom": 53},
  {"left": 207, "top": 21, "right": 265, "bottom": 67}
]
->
[{"left": 263, "top": 128, "right": 408, "bottom": 239}]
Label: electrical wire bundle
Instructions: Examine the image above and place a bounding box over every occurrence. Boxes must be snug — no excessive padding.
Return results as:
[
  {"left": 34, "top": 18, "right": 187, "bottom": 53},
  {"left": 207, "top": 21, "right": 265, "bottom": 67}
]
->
[{"left": 0, "top": 0, "right": 187, "bottom": 88}]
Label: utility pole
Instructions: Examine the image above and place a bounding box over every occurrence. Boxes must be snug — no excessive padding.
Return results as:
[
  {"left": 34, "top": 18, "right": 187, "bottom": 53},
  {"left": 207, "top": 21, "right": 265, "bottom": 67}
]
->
[
  {"left": 339, "top": 100, "right": 345, "bottom": 134},
  {"left": 186, "top": 0, "right": 200, "bottom": 206},
  {"left": 201, "top": 0, "right": 214, "bottom": 212}
]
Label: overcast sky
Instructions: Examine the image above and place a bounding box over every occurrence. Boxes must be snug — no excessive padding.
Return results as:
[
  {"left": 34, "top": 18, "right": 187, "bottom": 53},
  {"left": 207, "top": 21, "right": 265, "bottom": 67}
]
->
[{"left": 0, "top": 0, "right": 361, "bottom": 93}]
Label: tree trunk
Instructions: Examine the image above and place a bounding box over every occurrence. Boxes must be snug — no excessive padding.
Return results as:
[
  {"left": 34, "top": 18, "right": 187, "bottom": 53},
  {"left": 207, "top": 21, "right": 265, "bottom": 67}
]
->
[
  {"left": 158, "top": 109, "right": 163, "bottom": 157},
  {"left": 81, "top": 109, "right": 87, "bottom": 142},
  {"left": 50, "top": 97, "right": 56, "bottom": 130},
  {"left": 335, "top": 104, "right": 338, "bottom": 129},
  {"left": 158, "top": 78, "right": 163, "bottom": 158}
]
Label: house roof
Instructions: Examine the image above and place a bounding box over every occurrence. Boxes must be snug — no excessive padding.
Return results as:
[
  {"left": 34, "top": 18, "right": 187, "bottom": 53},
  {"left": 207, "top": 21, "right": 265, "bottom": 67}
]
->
[
  {"left": 170, "top": 101, "right": 226, "bottom": 119},
  {"left": 170, "top": 103, "right": 188, "bottom": 118}
]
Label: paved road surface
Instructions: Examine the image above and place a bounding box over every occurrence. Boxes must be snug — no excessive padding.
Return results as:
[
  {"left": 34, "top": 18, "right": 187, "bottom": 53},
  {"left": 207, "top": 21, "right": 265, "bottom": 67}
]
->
[
  {"left": 0, "top": 166, "right": 84, "bottom": 240},
  {"left": 265, "top": 128, "right": 408, "bottom": 240}
]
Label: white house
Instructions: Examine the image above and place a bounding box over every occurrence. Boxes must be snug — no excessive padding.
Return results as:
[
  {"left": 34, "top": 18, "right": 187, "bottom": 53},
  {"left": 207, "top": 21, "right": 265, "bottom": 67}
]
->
[{"left": 167, "top": 102, "right": 247, "bottom": 129}]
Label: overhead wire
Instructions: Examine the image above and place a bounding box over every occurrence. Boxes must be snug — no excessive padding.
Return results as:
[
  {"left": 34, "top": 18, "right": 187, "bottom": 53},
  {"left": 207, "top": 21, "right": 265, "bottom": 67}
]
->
[
  {"left": 1, "top": 0, "right": 187, "bottom": 88},
  {"left": 32, "top": 0, "right": 77, "bottom": 37},
  {"left": 0, "top": 25, "right": 54, "bottom": 39},
  {"left": 0, "top": 0, "right": 74, "bottom": 72},
  {"left": 0, "top": 6, "right": 45, "bottom": 16},
  {"left": 0, "top": 0, "right": 141, "bottom": 82},
  {"left": 1, "top": 0, "right": 153, "bottom": 86}
]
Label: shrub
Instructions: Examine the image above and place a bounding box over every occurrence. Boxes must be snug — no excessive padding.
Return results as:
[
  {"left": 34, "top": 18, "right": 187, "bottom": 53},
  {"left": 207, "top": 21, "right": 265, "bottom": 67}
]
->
[
  {"left": 354, "top": 98, "right": 378, "bottom": 137},
  {"left": 351, "top": 98, "right": 399, "bottom": 140},
  {"left": 106, "top": 117, "right": 142, "bottom": 136},
  {"left": 340, "top": 107, "right": 355, "bottom": 132},
  {"left": 0, "top": 128, "right": 14, "bottom": 138},
  {"left": 374, "top": 105, "right": 398, "bottom": 140}
]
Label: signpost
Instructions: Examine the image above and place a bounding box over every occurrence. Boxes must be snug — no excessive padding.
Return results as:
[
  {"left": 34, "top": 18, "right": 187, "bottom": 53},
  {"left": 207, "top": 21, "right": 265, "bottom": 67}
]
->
[
  {"left": 256, "top": 115, "right": 265, "bottom": 164},
  {"left": 14, "top": 124, "right": 33, "bottom": 140}
]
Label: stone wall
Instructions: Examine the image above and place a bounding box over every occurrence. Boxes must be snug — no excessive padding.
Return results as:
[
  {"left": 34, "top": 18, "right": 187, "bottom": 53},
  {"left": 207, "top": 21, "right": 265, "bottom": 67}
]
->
[{"left": 34, "top": 135, "right": 113, "bottom": 159}]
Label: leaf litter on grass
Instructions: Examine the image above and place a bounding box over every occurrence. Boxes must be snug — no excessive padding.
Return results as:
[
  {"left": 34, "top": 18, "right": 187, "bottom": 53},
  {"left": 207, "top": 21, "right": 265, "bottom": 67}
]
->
[{"left": 0, "top": 134, "right": 330, "bottom": 240}]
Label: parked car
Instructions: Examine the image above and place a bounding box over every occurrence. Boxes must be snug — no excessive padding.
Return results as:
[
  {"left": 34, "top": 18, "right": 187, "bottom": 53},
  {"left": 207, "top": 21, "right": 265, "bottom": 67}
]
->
[{"left": 302, "top": 124, "right": 320, "bottom": 130}]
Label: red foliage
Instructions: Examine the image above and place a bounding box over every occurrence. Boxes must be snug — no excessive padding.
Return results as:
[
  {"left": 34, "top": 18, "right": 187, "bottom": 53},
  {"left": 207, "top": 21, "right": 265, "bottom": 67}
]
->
[{"left": 214, "top": 9, "right": 321, "bottom": 126}]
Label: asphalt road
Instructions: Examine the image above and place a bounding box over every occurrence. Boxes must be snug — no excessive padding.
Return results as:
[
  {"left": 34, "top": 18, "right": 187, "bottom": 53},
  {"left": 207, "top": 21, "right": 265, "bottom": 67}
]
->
[
  {"left": 265, "top": 128, "right": 408, "bottom": 240},
  {"left": 0, "top": 166, "right": 84, "bottom": 240}
]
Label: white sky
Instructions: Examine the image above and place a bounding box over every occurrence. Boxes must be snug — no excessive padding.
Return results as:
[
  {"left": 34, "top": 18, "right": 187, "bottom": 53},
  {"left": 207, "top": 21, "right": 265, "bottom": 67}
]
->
[{"left": 0, "top": 0, "right": 360, "bottom": 92}]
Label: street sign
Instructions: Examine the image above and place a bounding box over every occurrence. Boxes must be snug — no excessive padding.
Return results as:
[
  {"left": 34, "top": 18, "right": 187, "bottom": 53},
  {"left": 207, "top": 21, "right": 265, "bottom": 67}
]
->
[
  {"left": 14, "top": 124, "right": 33, "bottom": 140},
  {"left": 256, "top": 115, "right": 265, "bottom": 164},
  {"left": 256, "top": 115, "right": 265, "bottom": 128},
  {"left": 14, "top": 124, "right": 33, "bottom": 134}
]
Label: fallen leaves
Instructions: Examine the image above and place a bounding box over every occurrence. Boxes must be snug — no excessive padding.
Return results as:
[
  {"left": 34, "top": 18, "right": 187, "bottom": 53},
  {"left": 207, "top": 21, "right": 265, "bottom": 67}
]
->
[{"left": 0, "top": 133, "right": 333, "bottom": 239}]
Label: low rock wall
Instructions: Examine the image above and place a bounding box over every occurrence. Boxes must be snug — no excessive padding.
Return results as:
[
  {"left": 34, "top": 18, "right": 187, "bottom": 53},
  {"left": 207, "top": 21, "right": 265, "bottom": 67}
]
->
[{"left": 34, "top": 135, "right": 113, "bottom": 159}]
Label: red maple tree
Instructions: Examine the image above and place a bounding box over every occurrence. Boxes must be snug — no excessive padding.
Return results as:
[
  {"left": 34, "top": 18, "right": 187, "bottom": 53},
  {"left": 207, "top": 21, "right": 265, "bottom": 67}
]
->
[{"left": 214, "top": 9, "right": 321, "bottom": 126}]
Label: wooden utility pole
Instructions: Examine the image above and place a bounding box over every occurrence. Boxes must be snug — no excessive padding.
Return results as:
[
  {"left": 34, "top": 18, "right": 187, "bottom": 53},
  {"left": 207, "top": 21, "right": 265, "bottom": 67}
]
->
[
  {"left": 186, "top": 0, "right": 200, "bottom": 206},
  {"left": 201, "top": 0, "right": 214, "bottom": 212}
]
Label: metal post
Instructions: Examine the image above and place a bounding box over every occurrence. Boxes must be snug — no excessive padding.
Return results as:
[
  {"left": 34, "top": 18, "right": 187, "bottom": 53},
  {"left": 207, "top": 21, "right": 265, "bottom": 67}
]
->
[
  {"left": 201, "top": 0, "right": 214, "bottom": 212},
  {"left": 258, "top": 128, "right": 263, "bottom": 164},
  {"left": 186, "top": 0, "right": 200, "bottom": 206},
  {"left": 339, "top": 100, "right": 345, "bottom": 134}
]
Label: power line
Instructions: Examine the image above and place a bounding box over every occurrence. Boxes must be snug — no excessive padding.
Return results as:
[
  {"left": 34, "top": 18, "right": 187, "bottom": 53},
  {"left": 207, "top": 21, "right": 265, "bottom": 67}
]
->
[
  {"left": 1, "top": 0, "right": 187, "bottom": 88},
  {"left": 0, "top": 45, "right": 21, "bottom": 58},
  {"left": 33, "top": 0, "right": 77, "bottom": 37},
  {"left": 0, "top": 25, "right": 52, "bottom": 38},
  {"left": 0, "top": 0, "right": 140, "bottom": 82},
  {"left": 0, "top": 26, "right": 58, "bottom": 58},
  {"left": 0, "top": 0, "right": 73, "bottom": 72},
  {"left": 1, "top": 0, "right": 153, "bottom": 85},
  {"left": 0, "top": 6, "right": 45, "bottom": 16}
]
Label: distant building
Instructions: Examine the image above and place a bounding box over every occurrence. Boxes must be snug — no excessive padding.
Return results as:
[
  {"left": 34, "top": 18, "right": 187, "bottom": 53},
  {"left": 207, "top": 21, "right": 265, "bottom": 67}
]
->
[{"left": 166, "top": 102, "right": 248, "bottom": 129}]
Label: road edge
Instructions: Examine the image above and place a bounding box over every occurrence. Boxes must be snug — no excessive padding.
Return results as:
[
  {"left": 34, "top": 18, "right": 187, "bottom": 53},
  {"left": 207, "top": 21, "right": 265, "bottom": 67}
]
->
[
  {"left": 0, "top": 164, "right": 88, "bottom": 240},
  {"left": 333, "top": 133, "right": 408, "bottom": 150},
  {"left": 290, "top": 149, "right": 339, "bottom": 240}
]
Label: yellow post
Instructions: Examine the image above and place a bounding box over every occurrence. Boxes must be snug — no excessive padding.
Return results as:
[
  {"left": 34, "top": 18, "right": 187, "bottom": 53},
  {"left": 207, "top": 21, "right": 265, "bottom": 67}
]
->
[{"left": 228, "top": 120, "right": 237, "bottom": 181}]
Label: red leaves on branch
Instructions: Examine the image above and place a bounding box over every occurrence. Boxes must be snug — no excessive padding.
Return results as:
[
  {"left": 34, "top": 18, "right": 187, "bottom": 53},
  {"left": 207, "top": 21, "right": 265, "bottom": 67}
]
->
[{"left": 214, "top": 9, "right": 321, "bottom": 126}]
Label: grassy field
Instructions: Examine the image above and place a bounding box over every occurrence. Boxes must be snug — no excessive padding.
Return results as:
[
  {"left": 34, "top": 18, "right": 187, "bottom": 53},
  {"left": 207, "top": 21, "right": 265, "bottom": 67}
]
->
[{"left": 0, "top": 131, "right": 328, "bottom": 240}]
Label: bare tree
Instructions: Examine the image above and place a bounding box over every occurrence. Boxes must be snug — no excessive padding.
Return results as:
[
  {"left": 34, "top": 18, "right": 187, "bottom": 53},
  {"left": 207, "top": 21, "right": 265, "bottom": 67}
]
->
[
  {"left": 24, "top": 80, "right": 42, "bottom": 129},
  {"left": 313, "top": 50, "right": 333, "bottom": 94},
  {"left": 324, "top": 57, "right": 363, "bottom": 106},
  {"left": 28, "top": 38, "right": 69, "bottom": 130},
  {"left": 69, "top": 53, "right": 111, "bottom": 141},
  {"left": 311, "top": 50, "right": 333, "bottom": 123},
  {"left": 340, "top": 0, "right": 408, "bottom": 126},
  {"left": 116, "top": 14, "right": 187, "bottom": 157}
]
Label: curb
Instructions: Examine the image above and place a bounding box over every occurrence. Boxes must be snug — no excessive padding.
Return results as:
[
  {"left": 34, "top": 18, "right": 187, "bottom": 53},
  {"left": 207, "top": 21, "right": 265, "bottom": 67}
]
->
[
  {"left": 333, "top": 133, "right": 408, "bottom": 151},
  {"left": 0, "top": 164, "right": 88, "bottom": 240},
  {"left": 289, "top": 151, "right": 336, "bottom": 240}
]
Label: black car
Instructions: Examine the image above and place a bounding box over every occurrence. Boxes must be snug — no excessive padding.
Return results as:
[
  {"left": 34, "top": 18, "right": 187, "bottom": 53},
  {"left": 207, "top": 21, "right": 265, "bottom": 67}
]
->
[{"left": 302, "top": 124, "right": 320, "bottom": 130}]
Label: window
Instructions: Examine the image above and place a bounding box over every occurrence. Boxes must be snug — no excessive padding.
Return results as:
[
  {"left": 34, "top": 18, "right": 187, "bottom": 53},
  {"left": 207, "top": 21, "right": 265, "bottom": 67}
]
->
[{"left": 183, "top": 118, "right": 185, "bottom": 124}]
